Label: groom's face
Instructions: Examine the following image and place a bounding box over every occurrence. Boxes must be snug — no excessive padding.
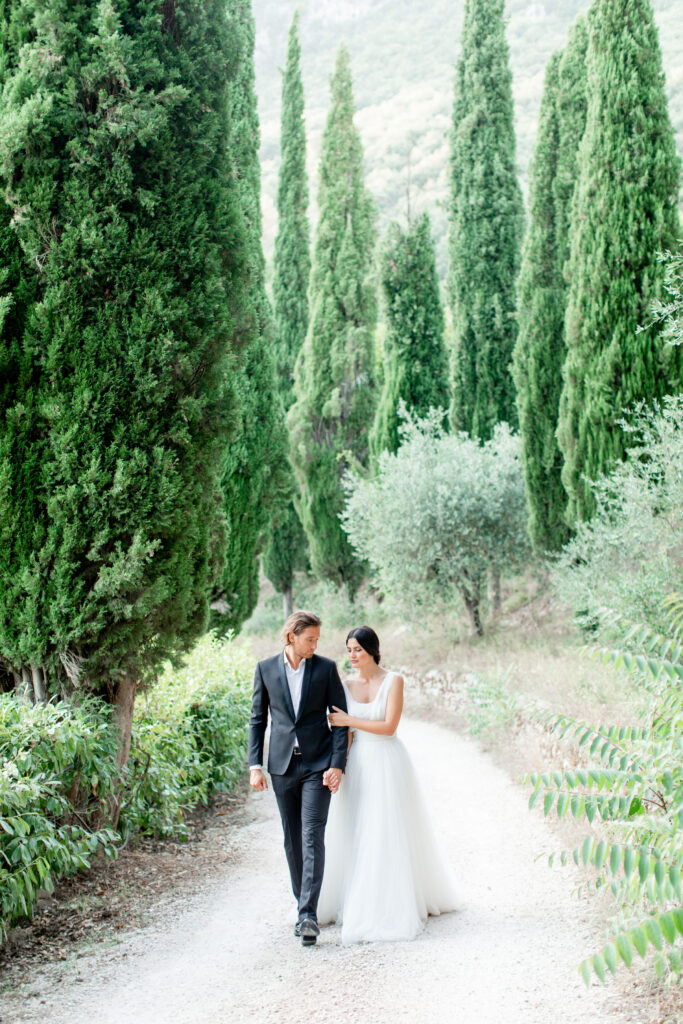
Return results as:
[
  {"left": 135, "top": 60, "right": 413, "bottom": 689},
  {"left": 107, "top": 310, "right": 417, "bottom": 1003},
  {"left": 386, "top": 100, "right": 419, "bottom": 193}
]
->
[{"left": 289, "top": 626, "right": 320, "bottom": 660}]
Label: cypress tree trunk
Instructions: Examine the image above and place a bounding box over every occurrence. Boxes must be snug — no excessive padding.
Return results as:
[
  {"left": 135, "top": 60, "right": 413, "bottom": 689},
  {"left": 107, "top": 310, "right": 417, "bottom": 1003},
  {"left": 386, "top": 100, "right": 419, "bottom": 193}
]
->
[
  {"left": 557, "top": 0, "right": 682, "bottom": 523},
  {"left": 372, "top": 213, "right": 449, "bottom": 457},
  {"left": 282, "top": 586, "right": 294, "bottom": 620},
  {"left": 213, "top": 0, "right": 290, "bottom": 634},
  {"left": 448, "top": 0, "right": 524, "bottom": 441},
  {"left": 289, "top": 46, "right": 377, "bottom": 592},
  {"left": 0, "top": 1, "right": 249, "bottom": 769},
  {"left": 262, "top": 12, "right": 311, "bottom": 604}
]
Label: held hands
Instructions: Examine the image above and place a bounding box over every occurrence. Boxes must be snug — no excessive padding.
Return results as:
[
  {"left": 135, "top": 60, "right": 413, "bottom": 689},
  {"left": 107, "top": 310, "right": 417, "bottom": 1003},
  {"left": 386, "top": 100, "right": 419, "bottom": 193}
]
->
[
  {"left": 327, "top": 706, "right": 350, "bottom": 728},
  {"left": 323, "top": 767, "right": 342, "bottom": 794}
]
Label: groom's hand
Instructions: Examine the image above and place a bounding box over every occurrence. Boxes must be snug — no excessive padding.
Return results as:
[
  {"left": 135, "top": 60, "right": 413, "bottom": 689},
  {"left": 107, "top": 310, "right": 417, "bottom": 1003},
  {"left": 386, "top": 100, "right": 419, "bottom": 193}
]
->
[
  {"left": 323, "top": 767, "right": 342, "bottom": 793},
  {"left": 250, "top": 768, "right": 268, "bottom": 791}
]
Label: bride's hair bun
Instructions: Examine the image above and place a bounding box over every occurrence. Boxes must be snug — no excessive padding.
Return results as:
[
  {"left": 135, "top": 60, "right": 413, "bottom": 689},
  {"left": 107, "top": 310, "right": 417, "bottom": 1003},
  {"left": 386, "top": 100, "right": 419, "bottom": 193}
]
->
[{"left": 346, "top": 626, "right": 381, "bottom": 664}]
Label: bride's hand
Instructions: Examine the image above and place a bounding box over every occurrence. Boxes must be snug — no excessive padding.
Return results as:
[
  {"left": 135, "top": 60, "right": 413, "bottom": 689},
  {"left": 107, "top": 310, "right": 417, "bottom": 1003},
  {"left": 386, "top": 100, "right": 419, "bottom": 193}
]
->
[{"left": 328, "top": 706, "right": 349, "bottom": 727}]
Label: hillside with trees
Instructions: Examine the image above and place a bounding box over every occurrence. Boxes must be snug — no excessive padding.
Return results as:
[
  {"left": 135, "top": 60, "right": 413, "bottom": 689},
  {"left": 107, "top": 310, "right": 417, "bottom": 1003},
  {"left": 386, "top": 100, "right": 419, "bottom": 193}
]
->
[{"left": 254, "top": 0, "right": 683, "bottom": 274}]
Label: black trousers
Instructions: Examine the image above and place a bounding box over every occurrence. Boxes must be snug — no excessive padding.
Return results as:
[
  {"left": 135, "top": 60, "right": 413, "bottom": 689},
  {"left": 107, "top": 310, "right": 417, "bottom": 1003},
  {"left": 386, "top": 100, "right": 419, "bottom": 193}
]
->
[{"left": 271, "top": 754, "right": 332, "bottom": 923}]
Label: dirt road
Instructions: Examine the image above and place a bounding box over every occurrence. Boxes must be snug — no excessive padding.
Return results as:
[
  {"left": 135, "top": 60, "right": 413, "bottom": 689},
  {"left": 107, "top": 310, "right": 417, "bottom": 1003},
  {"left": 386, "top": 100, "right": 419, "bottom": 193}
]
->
[{"left": 4, "top": 718, "right": 632, "bottom": 1024}]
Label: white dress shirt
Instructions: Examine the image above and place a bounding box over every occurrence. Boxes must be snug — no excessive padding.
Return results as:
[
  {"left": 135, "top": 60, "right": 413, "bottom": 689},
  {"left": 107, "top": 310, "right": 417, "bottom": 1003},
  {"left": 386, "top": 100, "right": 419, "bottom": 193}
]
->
[
  {"left": 283, "top": 650, "right": 306, "bottom": 718},
  {"left": 249, "top": 650, "right": 305, "bottom": 771}
]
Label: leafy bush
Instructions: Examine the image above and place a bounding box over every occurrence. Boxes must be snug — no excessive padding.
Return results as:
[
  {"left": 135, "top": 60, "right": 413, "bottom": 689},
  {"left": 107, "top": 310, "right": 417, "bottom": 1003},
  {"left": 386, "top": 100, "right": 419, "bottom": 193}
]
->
[
  {"left": 120, "top": 633, "right": 253, "bottom": 838},
  {"left": 527, "top": 596, "right": 683, "bottom": 983},
  {"left": 0, "top": 698, "right": 119, "bottom": 939},
  {"left": 342, "top": 410, "right": 530, "bottom": 635},
  {"left": 647, "top": 247, "right": 683, "bottom": 349},
  {"left": 0, "top": 633, "right": 253, "bottom": 937},
  {"left": 553, "top": 398, "right": 683, "bottom": 636}
]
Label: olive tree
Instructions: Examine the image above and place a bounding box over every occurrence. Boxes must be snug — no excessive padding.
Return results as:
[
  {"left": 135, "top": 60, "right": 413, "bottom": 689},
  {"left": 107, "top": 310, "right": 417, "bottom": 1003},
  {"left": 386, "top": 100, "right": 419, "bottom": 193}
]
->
[{"left": 342, "top": 410, "right": 530, "bottom": 635}]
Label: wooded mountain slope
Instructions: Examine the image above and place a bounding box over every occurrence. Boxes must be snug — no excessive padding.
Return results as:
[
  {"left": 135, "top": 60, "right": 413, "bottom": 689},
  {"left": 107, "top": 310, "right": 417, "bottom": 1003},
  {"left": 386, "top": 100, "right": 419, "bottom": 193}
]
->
[{"left": 254, "top": 0, "right": 683, "bottom": 275}]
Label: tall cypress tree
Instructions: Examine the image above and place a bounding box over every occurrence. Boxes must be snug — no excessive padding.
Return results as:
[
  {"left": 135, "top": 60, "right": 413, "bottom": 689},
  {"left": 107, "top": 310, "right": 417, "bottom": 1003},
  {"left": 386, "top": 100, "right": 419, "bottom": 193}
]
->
[
  {"left": 289, "top": 45, "right": 377, "bottom": 592},
  {"left": 262, "top": 12, "right": 310, "bottom": 616},
  {"left": 213, "top": 0, "right": 289, "bottom": 632},
  {"left": 372, "top": 213, "right": 449, "bottom": 456},
  {"left": 448, "top": 0, "right": 524, "bottom": 441},
  {"left": 557, "top": 0, "right": 682, "bottom": 523},
  {"left": 553, "top": 17, "right": 589, "bottom": 293},
  {"left": 512, "top": 19, "right": 589, "bottom": 554},
  {"left": 513, "top": 54, "right": 566, "bottom": 552},
  {"left": 0, "top": 1, "right": 247, "bottom": 762}
]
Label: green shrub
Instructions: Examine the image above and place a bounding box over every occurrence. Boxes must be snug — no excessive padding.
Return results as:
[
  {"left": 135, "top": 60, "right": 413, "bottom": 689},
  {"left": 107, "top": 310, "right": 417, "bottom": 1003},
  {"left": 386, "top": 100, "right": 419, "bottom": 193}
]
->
[
  {"left": 0, "top": 698, "right": 119, "bottom": 939},
  {"left": 120, "top": 633, "right": 252, "bottom": 838},
  {"left": 0, "top": 633, "right": 253, "bottom": 937},
  {"left": 553, "top": 398, "right": 683, "bottom": 636},
  {"left": 342, "top": 410, "right": 530, "bottom": 636},
  {"left": 527, "top": 596, "right": 683, "bottom": 983}
]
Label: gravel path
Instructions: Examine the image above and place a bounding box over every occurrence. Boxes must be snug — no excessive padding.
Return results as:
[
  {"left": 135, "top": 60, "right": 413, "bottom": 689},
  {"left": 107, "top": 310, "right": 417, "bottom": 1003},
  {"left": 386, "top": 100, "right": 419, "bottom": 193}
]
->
[{"left": 5, "top": 719, "right": 630, "bottom": 1024}]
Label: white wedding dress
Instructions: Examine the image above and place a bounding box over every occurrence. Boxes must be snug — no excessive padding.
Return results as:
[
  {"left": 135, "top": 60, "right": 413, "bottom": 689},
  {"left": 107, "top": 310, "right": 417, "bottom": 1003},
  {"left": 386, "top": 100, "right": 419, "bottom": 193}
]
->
[{"left": 318, "top": 672, "right": 458, "bottom": 943}]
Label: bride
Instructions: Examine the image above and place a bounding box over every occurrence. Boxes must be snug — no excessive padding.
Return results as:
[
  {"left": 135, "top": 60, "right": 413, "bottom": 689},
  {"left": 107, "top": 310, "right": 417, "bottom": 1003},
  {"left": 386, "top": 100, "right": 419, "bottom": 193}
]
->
[{"left": 317, "top": 626, "right": 458, "bottom": 943}]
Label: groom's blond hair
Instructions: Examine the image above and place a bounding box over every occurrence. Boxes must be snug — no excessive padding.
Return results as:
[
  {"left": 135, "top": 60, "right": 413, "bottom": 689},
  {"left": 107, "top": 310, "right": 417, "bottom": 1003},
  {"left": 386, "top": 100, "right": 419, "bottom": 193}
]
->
[{"left": 281, "top": 609, "right": 322, "bottom": 644}]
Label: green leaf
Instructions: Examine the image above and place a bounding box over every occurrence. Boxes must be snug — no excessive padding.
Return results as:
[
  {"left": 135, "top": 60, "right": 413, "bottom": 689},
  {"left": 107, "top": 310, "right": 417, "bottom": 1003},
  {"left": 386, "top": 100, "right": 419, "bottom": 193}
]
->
[
  {"left": 660, "top": 913, "right": 676, "bottom": 945},
  {"left": 638, "top": 851, "right": 650, "bottom": 884},
  {"left": 610, "top": 845, "right": 622, "bottom": 876},
  {"left": 630, "top": 926, "right": 647, "bottom": 958},
  {"left": 592, "top": 953, "right": 606, "bottom": 982},
  {"left": 616, "top": 934, "right": 633, "bottom": 967},
  {"left": 603, "top": 943, "right": 618, "bottom": 974},
  {"left": 595, "top": 841, "right": 608, "bottom": 872}
]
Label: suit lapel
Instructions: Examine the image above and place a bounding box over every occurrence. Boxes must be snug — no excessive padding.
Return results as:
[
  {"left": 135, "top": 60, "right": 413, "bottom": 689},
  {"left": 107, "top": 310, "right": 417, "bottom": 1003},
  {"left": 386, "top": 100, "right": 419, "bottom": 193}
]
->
[
  {"left": 278, "top": 651, "right": 296, "bottom": 723},
  {"left": 296, "top": 655, "right": 314, "bottom": 723}
]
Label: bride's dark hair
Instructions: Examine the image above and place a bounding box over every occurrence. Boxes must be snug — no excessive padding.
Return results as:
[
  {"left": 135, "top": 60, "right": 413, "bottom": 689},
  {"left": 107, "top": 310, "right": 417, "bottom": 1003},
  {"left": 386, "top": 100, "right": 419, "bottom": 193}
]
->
[{"left": 346, "top": 626, "right": 381, "bottom": 665}]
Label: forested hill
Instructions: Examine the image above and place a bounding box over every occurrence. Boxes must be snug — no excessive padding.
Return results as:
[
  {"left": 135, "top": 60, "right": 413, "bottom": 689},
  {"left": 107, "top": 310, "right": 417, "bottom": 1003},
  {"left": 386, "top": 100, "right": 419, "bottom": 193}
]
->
[{"left": 253, "top": 0, "right": 683, "bottom": 275}]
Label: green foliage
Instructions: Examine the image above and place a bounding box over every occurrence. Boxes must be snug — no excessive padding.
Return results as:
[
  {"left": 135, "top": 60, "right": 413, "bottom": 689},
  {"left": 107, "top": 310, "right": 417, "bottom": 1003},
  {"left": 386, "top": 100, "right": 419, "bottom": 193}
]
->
[
  {"left": 289, "top": 45, "right": 378, "bottom": 592},
  {"left": 646, "top": 247, "right": 683, "bottom": 350},
  {"left": 557, "top": 0, "right": 682, "bottom": 524},
  {"left": 0, "top": 635, "right": 252, "bottom": 937},
  {"left": 214, "top": 0, "right": 290, "bottom": 634},
  {"left": 121, "top": 633, "right": 252, "bottom": 838},
  {"left": 513, "top": 19, "right": 588, "bottom": 553},
  {"left": 448, "top": 0, "right": 524, "bottom": 440},
  {"left": 0, "top": 0, "right": 247, "bottom": 698},
  {"left": 0, "top": 698, "right": 119, "bottom": 939},
  {"left": 262, "top": 11, "right": 310, "bottom": 604},
  {"left": 342, "top": 410, "right": 530, "bottom": 636},
  {"left": 271, "top": 11, "right": 311, "bottom": 399},
  {"left": 527, "top": 596, "right": 683, "bottom": 982},
  {"left": 371, "top": 213, "right": 449, "bottom": 456},
  {"left": 254, "top": 1, "right": 683, "bottom": 281},
  {"left": 465, "top": 667, "right": 520, "bottom": 736},
  {"left": 554, "top": 399, "right": 683, "bottom": 637}
]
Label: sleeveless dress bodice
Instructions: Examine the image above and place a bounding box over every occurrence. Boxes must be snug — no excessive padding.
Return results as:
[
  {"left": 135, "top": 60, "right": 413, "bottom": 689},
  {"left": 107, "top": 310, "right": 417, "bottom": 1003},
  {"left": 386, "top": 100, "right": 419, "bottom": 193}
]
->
[{"left": 344, "top": 672, "right": 397, "bottom": 740}]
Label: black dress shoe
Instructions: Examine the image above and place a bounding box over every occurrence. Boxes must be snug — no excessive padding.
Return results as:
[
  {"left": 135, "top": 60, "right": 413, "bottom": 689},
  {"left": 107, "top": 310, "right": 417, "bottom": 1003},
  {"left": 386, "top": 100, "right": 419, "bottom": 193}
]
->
[{"left": 300, "top": 919, "right": 320, "bottom": 946}]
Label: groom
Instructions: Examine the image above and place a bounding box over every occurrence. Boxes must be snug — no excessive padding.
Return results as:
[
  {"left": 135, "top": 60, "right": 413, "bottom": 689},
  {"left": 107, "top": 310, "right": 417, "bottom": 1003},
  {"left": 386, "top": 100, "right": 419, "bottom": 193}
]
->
[{"left": 248, "top": 609, "right": 348, "bottom": 946}]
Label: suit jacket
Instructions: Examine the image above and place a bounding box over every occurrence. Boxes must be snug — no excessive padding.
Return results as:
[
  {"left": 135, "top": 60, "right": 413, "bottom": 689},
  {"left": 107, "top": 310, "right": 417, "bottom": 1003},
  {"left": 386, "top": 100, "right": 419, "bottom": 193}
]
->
[{"left": 248, "top": 652, "right": 348, "bottom": 775}]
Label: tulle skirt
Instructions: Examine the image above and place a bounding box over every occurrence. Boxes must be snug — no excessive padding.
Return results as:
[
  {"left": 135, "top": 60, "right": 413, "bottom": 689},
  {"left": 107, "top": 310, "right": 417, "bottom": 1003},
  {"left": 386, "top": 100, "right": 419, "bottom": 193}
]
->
[{"left": 318, "top": 731, "right": 459, "bottom": 944}]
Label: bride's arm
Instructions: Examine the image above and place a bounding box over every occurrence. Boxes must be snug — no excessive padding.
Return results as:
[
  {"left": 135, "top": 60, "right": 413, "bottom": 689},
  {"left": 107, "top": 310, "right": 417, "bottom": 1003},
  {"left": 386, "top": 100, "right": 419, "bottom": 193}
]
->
[{"left": 329, "top": 676, "right": 404, "bottom": 736}]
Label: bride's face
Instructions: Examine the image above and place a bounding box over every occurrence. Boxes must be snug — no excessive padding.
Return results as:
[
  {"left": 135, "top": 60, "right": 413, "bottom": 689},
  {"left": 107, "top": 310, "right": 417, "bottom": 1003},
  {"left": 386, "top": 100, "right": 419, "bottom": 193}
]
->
[{"left": 346, "top": 638, "right": 371, "bottom": 670}]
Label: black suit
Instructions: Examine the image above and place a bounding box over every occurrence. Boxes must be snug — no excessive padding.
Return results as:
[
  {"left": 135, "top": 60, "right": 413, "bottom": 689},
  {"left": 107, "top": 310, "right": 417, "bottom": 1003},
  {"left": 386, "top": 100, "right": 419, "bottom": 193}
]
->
[{"left": 248, "top": 651, "right": 348, "bottom": 924}]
